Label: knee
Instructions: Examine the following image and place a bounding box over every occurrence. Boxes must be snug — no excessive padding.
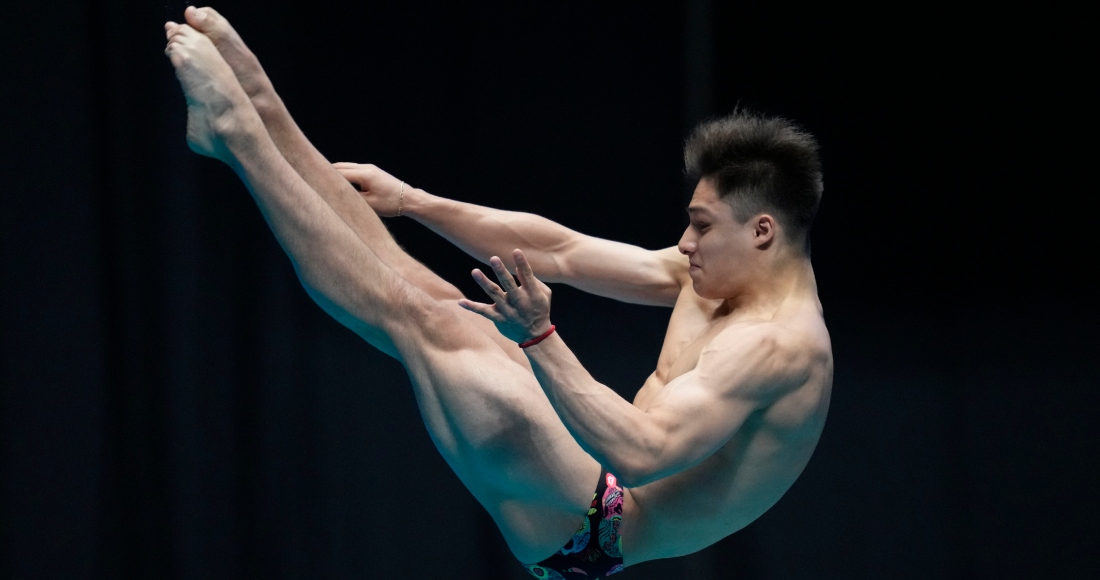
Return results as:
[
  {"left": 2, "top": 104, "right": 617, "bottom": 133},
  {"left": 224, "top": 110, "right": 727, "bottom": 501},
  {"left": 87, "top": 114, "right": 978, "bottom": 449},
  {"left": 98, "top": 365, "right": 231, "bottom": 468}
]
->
[{"left": 388, "top": 294, "right": 471, "bottom": 350}]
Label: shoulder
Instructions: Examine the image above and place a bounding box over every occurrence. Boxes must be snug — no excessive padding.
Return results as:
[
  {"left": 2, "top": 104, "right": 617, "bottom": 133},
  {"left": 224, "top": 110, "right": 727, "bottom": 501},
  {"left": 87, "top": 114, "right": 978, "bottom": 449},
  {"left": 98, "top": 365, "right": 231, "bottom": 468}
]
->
[{"left": 699, "top": 316, "right": 830, "bottom": 403}]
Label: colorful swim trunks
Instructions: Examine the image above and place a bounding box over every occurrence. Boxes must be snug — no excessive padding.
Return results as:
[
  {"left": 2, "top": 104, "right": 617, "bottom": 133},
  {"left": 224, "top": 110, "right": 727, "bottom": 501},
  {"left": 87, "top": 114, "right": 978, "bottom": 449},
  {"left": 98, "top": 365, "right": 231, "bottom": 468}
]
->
[{"left": 523, "top": 469, "right": 625, "bottom": 580}]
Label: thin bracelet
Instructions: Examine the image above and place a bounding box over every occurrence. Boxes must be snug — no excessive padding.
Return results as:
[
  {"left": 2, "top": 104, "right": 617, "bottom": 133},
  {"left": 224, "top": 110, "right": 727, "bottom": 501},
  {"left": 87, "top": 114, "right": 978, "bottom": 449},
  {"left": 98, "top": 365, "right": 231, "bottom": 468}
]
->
[
  {"left": 397, "top": 182, "right": 405, "bottom": 217},
  {"left": 519, "top": 325, "right": 556, "bottom": 349}
]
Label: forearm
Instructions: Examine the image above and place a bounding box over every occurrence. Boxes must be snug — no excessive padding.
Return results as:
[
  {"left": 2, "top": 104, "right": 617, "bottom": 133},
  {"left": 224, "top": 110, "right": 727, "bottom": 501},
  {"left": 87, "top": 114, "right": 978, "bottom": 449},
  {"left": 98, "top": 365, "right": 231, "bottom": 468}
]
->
[
  {"left": 404, "top": 192, "right": 577, "bottom": 282},
  {"left": 524, "top": 333, "right": 661, "bottom": 485}
]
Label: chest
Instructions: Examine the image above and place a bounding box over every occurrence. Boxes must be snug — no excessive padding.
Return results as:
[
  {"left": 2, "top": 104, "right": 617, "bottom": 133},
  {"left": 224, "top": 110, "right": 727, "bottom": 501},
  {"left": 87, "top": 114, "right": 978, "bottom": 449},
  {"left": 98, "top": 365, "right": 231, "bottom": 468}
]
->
[{"left": 635, "top": 290, "right": 726, "bottom": 408}]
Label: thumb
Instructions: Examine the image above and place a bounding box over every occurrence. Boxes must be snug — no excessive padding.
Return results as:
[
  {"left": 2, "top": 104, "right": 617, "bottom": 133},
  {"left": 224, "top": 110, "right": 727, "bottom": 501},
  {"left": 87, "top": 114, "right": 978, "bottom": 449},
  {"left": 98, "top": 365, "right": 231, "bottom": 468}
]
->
[{"left": 333, "top": 168, "right": 364, "bottom": 191}]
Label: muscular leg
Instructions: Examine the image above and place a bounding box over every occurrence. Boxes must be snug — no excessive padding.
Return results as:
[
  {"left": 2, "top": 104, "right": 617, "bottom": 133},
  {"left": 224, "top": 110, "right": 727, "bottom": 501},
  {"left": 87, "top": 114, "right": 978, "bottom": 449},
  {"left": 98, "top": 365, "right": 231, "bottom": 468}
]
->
[
  {"left": 179, "top": 7, "right": 528, "bottom": 366},
  {"left": 164, "top": 21, "right": 600, "bottom": 563}
]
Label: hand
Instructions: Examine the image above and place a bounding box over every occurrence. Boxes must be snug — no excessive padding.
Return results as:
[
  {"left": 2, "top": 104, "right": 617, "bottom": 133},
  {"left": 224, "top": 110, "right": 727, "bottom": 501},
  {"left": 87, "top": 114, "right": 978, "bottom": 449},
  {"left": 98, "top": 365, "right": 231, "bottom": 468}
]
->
[
  {"left": 459, "top": 249, "right": 553, "bottom": 344},
  {"left": 332, "top": 162, "right": 408, "bottom": 217}
]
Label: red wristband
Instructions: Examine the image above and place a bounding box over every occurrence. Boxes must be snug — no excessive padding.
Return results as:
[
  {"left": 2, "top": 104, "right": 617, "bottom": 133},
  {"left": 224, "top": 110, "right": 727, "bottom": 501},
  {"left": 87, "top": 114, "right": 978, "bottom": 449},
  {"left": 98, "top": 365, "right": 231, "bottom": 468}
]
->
[{"left": 518, "top": 325, "right": 556, "bottom": 348}]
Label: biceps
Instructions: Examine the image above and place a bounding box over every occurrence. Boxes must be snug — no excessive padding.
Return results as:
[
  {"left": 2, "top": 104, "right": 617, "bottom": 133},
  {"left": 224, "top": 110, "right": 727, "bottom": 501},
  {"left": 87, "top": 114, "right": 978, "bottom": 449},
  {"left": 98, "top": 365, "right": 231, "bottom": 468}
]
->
[
  {"left": 557, "top": 240, "right": 685, "bottom": 306},
  {"left": 648, "top": 391, "right": 753, "bottom": 479}
]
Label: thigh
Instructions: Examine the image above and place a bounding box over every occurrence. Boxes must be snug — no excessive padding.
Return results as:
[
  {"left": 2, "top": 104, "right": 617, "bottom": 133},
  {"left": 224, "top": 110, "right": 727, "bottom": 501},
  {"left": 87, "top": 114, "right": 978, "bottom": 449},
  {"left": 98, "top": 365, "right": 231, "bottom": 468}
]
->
[
  {"left": 443, "top": 299, "right": 531, "bottom": 369},
  {"left": 387, "top": 255, "right": 530, "bottom": 368},
  {"left": 392, "top": 305, "right": 601, "bottom": 562}
]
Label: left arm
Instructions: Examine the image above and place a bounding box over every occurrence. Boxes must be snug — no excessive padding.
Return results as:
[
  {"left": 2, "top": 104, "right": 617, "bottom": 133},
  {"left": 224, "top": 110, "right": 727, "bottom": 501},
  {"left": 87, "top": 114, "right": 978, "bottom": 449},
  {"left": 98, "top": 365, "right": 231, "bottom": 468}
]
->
[{"left": 460, "top": 250, "right": 796, "bottom": 487}]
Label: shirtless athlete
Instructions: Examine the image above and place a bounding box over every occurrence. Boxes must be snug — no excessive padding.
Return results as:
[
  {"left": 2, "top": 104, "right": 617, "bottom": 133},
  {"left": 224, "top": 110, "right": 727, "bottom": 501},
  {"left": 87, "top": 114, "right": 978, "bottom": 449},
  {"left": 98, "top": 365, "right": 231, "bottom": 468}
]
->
[{"left": 164, "top": 6, "right": 832, "bottom": 577}]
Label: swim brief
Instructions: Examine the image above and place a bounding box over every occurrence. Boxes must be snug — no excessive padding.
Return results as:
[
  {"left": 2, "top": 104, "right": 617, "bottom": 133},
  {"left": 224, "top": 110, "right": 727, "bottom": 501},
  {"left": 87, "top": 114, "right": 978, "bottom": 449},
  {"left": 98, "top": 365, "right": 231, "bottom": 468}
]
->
[{"left": 523, "top": 469, "right": 625, "bottom": 579}]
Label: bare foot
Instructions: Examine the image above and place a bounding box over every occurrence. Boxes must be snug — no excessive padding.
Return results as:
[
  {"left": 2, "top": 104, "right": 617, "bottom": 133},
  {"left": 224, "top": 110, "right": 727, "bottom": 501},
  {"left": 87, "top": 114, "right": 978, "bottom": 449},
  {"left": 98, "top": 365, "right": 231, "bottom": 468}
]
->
[
  {"left": 164, "top": 22, "right": 258, "bottom": 162},
  {"left": 182, "top": 6, "right": 275, "bottom": 105}
]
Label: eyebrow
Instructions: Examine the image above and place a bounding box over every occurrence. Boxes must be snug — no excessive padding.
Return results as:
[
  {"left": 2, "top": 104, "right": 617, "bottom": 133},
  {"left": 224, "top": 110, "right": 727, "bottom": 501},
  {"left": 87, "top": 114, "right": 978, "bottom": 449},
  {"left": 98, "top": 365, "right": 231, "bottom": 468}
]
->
[{"left": 686, "top": 206, "right": 714, "bottom": 216}]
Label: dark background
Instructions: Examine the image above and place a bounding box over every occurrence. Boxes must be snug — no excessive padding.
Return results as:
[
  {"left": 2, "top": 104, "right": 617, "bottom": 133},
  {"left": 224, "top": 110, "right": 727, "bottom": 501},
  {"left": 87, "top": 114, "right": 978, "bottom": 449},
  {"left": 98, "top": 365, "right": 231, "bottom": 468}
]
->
[{"left": 1, "top": 1, "right": 1095, "bottom": 578}]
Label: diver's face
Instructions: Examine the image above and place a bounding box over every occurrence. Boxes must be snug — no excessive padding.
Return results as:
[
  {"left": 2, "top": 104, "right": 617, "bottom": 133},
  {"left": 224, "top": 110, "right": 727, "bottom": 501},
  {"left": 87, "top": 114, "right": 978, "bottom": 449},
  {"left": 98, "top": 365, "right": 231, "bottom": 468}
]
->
[{"left": 677, "top": 179, "right": 756, "bottom": 299}]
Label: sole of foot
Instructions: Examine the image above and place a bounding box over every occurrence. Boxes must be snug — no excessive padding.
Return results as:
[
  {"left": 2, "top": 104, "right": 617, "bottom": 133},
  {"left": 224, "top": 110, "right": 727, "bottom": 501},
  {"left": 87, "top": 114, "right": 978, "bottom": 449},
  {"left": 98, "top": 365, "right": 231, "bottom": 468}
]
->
[{"left": 164, "top": 23, "right": 254, "bottom": 162}]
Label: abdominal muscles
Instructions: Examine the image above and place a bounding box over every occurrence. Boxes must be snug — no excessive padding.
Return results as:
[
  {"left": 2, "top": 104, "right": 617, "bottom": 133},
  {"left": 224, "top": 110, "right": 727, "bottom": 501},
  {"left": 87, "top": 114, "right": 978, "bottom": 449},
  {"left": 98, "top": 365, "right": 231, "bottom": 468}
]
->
[{"left": 627, "top": 394, "right": 826, "bottom": 562}]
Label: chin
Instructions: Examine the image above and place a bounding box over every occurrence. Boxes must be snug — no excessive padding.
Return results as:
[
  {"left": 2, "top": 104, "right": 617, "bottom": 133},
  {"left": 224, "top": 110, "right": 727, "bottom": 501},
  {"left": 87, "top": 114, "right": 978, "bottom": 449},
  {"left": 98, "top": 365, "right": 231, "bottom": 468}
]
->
[
  {"left": 691, "top": 280, "right": 718, "bottom": 299},
  {"left": 692, "top": 278, "right": 736, "bottom": 300}
]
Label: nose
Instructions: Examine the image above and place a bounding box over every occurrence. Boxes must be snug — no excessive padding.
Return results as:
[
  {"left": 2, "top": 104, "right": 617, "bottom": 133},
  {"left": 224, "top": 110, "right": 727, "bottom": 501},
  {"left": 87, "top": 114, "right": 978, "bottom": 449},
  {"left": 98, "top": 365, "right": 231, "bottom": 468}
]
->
[{"left": 678, "top": 226, "right": 696, "bottom": 255}]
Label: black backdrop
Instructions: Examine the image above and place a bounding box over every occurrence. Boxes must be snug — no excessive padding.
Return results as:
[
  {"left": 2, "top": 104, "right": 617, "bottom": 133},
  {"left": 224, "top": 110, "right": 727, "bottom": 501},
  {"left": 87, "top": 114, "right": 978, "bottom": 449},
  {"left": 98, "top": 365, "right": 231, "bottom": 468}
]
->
[{"left": 1, "top": 1, "right": 1095, "bottom": 578}]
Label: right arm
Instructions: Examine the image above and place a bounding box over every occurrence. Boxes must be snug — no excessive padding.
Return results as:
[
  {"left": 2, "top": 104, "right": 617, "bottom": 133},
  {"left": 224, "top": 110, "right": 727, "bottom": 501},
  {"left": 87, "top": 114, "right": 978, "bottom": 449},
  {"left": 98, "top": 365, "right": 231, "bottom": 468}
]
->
[{"left": 335, "top": 163, "right": 687, "bottom": 307}]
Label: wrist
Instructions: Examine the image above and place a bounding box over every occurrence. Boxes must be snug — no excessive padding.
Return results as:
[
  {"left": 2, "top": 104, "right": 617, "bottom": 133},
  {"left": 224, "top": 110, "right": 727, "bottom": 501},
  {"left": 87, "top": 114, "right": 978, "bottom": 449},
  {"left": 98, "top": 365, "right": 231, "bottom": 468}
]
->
[
  {"left": 519, "top": 324, "right": 555, "bottom": 349},
  {"left": 400, "top": 187, "right": 435, "bottom": 219}
]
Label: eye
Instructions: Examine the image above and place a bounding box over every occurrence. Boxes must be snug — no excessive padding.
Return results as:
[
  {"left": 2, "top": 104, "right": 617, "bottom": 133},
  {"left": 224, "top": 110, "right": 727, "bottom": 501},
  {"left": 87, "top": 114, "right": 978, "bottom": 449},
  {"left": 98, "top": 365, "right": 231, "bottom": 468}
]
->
[{"left": 693, "top": 222, "right": 710, "bottom": 231}]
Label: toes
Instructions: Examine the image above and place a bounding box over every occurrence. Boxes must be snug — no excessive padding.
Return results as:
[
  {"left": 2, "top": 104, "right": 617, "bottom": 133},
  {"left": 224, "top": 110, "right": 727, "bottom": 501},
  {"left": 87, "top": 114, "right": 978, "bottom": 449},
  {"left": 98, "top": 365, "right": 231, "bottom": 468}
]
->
[
  {"left": 184, "top": 6, "right": 204, "bottom": 25},
  {"left": 184, "top": 6, "right": 211, "bottom": 32},
  {"left": 164, "top": 24, "right": 213, "bottom": 64},
  {"left": 165, "top": 45, "right": 188, "bottom": 69},
  {"left": 186, "top": 6, "right": 230, "bottom": 35},
  {"left": 165, "top": 21, "right": 184, "bottom": 40},
  {"left": 166, "top": 24, "right": 190, "bottom": 44},
  {"left": 200, "top": 6, "right": 226, "bottom": 23},
  {"left": 170, "top": 24, "right": 204, "bottom": 42}
]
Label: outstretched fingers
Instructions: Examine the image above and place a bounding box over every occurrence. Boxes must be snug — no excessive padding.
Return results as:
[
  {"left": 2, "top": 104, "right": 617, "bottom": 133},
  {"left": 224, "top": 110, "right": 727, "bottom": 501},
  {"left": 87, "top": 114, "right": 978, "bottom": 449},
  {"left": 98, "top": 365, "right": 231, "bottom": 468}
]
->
[
  {"left": 459, "top": 271, "right": 506, "bottom": 322},
  {"left": 512, "top": 249, "right": 537, "bottom": 287},
  {"left": 488, "top": 256, "right": 519, "bottom": 293},
  {"left": 471, "top": 267, "right": 507, "bottom": 305},
  {"left": 457, "top": 298, "right": 503, "bottom": 322},
  {"left": 460, "top": 251, "right": 552, "bottom": 342},
  {"left": 461, "top": 257, "right": 518, "bottom": 322}
]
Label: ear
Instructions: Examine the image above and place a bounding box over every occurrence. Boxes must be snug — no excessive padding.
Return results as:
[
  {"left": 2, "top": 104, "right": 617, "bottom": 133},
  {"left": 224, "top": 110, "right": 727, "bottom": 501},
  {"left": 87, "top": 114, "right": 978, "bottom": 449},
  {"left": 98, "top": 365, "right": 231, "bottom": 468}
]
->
[{"left": 752, "top": 214, "right": 776, "bottom": 248}]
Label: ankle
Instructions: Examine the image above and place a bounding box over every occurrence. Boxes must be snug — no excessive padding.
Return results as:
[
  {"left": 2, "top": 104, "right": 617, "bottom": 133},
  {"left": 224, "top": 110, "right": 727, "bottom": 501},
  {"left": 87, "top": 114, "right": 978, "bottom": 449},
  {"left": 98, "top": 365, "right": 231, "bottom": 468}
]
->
[
  {"left": 211, "top": 101, "right": 264, "bottom": 146},
  {"left": 249, "top": 90, "right": 281, "bottom": 119}
]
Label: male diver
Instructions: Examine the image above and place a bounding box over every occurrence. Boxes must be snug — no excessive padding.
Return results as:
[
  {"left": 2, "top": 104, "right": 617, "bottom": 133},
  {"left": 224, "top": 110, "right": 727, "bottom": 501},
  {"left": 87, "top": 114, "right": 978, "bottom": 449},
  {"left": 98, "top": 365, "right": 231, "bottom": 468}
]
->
[{"left": 165, "top": 7, "right": 832, "bottom": 577}]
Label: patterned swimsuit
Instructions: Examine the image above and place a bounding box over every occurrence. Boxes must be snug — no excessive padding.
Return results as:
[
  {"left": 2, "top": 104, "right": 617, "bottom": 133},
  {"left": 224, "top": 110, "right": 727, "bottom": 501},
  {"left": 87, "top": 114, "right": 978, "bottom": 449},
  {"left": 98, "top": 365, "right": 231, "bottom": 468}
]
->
[{"left": 523, "top": 469, "right": 625, "bottom": 579}]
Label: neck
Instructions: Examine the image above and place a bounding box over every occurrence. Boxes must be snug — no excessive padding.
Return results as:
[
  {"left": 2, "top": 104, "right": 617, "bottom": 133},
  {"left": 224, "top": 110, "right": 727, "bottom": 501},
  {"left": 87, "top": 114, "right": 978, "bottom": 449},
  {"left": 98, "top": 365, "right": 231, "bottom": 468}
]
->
[{"left": 723, "top": 253, "right": 817, "bottom": 320}]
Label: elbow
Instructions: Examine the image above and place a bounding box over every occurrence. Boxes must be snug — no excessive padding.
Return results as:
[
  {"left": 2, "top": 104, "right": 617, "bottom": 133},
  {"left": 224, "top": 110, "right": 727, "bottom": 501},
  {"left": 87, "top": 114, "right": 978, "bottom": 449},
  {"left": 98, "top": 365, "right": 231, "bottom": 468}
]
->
[
  {"left": 609, "top": 455, "right": 661, "bottom": 488},
  {"left": 543, "top": 236, "right": 581, "bottom": 283},
  {"left": 607, "top": 424, "right": 681, "bottom": 487}
]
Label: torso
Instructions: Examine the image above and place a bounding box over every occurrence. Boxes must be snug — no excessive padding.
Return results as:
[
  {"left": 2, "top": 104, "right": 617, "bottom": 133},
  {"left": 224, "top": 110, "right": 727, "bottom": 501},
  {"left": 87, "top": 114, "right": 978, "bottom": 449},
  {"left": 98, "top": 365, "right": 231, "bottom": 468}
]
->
[{"left": 622, "top": 273, "right": 833, "bottom": 564}]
